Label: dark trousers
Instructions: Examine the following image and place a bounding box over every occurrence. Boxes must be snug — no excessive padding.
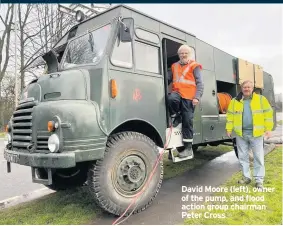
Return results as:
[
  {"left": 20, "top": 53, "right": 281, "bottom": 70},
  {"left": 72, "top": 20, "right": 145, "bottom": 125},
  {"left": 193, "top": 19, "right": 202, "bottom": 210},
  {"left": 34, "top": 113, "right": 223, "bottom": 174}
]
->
[{"left": 168, "top": 92, "right": 195, "bottom": 142}]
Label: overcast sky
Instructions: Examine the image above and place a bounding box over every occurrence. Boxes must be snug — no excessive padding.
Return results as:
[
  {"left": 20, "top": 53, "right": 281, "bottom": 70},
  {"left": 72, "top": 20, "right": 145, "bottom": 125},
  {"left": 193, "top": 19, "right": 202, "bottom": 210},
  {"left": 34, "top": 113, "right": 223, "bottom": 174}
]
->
[{"left": 126, "top": 4, "right": 282, "bottom": 94}]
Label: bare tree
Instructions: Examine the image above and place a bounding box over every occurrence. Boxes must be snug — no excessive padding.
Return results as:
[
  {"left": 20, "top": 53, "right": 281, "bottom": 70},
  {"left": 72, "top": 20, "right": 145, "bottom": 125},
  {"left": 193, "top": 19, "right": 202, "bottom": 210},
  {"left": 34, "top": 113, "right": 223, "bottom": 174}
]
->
[
  {"left": 0, "top": 73, "right": 15, "bottom": 128},
  {"left": 0, "top": 4, "right": 14, "bottom": 86},
  {"left": 0, "top": 4, "right": 14, "bottom": 129},
  {"left": 17, "top": 4, "right": 77, "bottom": 89}
]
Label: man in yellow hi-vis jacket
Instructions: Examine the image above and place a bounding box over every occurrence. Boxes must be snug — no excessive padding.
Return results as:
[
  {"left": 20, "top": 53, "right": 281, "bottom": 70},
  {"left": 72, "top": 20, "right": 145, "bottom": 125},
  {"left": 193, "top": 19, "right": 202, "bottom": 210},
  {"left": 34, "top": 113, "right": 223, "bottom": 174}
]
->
[{"left": 226, "top": 80, "right": 274, "bottom": 190}]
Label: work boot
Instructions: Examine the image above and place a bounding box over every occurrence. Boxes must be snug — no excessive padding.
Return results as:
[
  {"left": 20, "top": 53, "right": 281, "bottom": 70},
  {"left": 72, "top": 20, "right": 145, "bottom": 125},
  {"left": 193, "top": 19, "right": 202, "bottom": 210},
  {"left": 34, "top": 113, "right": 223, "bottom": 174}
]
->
[
  {"left": 168, "top": 147, "right": 183, "bottom": 160},
  {"left": 255, "top": 182, "right": 264, "bottom": 191},
  {"left": 238, "top": 177, "right": 251, "bottom": 184},
  {"left": 177, "top": 143, "right": 193, "bottom": 158}
]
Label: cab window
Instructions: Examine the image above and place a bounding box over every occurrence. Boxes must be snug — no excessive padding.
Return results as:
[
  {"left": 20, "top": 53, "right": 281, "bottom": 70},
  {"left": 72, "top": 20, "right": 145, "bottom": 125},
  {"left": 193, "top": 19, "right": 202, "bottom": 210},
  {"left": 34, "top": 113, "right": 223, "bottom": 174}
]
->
[
  {"left": 110, "top": 38, "right": 133, "bottom": 68},
  {"left": 135, "top": 41, "right": 160, "bottom": 74}
]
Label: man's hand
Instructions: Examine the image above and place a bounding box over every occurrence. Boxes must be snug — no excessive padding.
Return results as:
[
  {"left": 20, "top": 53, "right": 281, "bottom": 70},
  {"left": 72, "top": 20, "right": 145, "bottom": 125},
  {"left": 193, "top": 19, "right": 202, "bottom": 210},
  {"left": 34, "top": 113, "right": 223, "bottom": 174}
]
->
[
  {"left": 264, "top": 131, "right": 272, "bottom": 139},
  {"left": 227, "top": 131, "right": 232, "bottom": 138},
  {"left": 192, "top": 98, "right": 199, "bottom": 106}
]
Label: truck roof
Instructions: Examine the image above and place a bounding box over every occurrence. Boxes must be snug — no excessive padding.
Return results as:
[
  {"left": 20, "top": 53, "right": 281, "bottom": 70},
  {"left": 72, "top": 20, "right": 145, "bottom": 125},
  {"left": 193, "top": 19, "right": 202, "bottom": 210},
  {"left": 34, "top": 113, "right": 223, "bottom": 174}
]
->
[
  {"left": 51, "top": 4, "right": 271, "bottom": 77},
  {"left": 53, "top": 4, "right": 196, "bottom": 48},
  {"left": 84, "top": 4, "right": 196, "bottom": 36}
]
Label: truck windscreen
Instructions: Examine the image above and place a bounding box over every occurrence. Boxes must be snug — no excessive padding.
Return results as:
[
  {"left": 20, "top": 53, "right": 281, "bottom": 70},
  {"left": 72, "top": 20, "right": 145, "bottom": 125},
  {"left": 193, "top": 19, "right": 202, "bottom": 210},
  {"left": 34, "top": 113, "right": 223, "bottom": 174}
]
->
[{"left": 61, "top": 23, "right": 112, "bottom": 69}]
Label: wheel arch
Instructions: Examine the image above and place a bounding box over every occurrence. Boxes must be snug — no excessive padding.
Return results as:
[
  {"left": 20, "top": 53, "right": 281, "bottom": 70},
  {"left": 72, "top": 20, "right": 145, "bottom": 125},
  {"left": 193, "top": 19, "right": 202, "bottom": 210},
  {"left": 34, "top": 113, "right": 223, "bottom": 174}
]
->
[{"left": 109, "top": 119, "right": 164, "bottom": 148}]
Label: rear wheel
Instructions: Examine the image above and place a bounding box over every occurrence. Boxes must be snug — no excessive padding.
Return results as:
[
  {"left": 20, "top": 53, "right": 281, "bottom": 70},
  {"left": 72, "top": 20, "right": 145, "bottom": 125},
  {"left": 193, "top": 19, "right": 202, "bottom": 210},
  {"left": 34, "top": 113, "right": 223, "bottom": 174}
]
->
[
  {"left": 36, "top": 163, "right": 88, "bottom": 191},
  {"left": 87, "top": 131, "right": 163, "bottom": 216}
]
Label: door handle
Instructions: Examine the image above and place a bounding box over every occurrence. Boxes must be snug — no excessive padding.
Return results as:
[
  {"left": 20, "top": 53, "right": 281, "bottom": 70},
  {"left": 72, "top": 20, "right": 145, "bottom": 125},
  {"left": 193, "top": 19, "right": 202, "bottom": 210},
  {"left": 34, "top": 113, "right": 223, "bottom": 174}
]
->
[{"left": 212, "top": 90, "right": 216, "bottom": 96}]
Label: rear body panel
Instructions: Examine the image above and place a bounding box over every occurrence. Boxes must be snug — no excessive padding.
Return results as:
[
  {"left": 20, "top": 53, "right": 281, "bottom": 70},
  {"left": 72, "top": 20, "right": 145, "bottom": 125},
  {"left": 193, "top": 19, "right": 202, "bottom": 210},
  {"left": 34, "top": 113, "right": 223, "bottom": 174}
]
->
[{"left": 262, "top": 72, "right": 277, "bottom": 129}]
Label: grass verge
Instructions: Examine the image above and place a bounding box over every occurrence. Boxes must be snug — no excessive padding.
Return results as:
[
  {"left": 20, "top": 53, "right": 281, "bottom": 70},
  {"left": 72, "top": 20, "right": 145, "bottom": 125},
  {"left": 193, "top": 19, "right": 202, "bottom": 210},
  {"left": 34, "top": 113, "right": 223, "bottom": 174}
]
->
[
  {"left": 0, "top": 144, "right": 233, "bottom": 225},
  {"left": 183, "top": 146, "right": 282, "bottom": 225}
]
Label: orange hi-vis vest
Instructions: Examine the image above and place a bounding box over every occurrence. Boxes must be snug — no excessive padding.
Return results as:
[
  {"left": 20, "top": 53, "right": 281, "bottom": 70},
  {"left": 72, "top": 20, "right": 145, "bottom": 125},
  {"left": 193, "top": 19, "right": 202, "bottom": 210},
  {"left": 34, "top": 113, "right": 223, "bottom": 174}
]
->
[{"left": 171, "top": 60, "right": 202, "bottom": 100}]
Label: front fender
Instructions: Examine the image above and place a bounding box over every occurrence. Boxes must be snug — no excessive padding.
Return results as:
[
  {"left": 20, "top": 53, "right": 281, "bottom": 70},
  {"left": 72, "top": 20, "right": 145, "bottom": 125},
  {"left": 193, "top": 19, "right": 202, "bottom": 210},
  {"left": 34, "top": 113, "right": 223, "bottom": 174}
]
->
[{"left": 32, "top": 100, "right": 106, "bottom": 140}]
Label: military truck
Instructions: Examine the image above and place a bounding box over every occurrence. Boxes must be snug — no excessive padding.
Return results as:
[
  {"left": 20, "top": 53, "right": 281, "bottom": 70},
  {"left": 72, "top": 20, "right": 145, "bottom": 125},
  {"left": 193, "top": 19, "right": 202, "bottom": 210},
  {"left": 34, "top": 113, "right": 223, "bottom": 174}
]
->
[{"left": 3, "top": 4, "right": 276, "bottom": 216}]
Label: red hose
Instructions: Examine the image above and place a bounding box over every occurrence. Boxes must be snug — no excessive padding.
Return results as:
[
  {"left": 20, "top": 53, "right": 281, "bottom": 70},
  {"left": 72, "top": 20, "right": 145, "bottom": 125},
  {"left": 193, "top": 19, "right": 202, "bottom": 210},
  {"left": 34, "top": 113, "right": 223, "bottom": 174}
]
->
[{"left": 217, "top": 92, "right": 232, "bottom": 114}]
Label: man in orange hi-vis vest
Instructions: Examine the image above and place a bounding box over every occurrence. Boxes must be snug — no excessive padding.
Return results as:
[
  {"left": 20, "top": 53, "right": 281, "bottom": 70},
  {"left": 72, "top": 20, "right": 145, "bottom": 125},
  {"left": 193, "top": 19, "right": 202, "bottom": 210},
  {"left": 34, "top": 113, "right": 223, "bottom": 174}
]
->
[{"left": 167, "top": 44, "right": 204, "bottom": 158}]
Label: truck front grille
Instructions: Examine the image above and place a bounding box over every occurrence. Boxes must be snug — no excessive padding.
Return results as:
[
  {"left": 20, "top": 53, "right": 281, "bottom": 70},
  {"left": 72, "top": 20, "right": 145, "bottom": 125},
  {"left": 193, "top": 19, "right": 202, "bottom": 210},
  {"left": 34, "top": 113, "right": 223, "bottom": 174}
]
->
[
  {"left": 12, "top": 99, "right": 36, "bottom": 150},
  {"left": 36, "top": 132, "right": 49, "bottom": 152}
]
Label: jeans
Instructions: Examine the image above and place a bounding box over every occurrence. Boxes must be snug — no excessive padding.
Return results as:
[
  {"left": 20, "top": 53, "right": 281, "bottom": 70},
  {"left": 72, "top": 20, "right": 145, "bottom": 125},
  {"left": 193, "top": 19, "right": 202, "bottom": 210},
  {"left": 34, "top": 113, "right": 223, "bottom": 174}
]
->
[{"left": 235, "top": 134, "right": 265, "bottom": 184}]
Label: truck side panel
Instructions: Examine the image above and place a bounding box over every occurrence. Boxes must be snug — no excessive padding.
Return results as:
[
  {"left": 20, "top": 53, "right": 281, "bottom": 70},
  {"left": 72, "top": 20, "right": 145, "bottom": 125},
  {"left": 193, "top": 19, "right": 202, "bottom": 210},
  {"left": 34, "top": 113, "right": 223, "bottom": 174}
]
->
[
  {"left": 262, "top": 72, "right": 277, "bottom": 129},
  {"left": 199, "top": 70, "right": 219, "bottom": 142},
  {"left": 213, "top": 48, "right": 237, "bottom": 84},
  {"left": 195, "top": 39, "right": 220, "bottom": 142},
  {"left": 195, "top": 39, "right": 215, "bottom": 71},
  {"left": 108, "top": 69, "right": 166, "bottom": 143}
]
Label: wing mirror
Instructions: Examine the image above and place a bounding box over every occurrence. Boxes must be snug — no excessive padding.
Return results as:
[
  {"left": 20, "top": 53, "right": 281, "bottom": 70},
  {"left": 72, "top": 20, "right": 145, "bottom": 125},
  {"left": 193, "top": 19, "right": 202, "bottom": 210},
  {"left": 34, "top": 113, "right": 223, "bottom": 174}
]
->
[{"left": 119, "top": 17, "right": 134, "bottom": 42}]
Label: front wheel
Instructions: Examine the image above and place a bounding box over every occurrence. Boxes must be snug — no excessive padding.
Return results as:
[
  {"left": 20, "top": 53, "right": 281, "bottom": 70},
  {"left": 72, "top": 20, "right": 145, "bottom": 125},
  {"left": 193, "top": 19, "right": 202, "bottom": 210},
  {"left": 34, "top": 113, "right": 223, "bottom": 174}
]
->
[{"left": 87, "top": 131, "right": 163, "bottom": 216}]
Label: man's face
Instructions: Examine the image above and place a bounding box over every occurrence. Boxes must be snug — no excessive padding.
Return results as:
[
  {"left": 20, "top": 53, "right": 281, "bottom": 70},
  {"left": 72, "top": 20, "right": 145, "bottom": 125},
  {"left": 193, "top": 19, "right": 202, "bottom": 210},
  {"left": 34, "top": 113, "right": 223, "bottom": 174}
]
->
[
  {"left": 241, "top": 82, "right": 253, "bottom": 97},
  {"left": 178, "top": 49, "right": 190, "bottom": 63}
]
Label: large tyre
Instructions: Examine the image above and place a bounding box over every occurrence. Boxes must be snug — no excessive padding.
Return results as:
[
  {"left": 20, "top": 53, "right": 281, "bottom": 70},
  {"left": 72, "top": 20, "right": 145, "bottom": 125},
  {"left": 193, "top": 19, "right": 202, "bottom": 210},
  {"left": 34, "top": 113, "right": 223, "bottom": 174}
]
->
[
  {"left": 36, "top": 163, "right": 88, "bottom": 191},
  {"left": 87, "top": 131, "right": 163, "bottom": 216}
]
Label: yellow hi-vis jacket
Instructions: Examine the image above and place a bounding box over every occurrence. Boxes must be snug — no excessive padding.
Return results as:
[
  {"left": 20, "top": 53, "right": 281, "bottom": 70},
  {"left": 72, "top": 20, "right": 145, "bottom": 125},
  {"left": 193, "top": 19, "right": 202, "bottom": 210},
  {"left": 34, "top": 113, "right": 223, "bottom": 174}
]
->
[{"left": 226, "top": 92, "right": 274, "bottom": 137}]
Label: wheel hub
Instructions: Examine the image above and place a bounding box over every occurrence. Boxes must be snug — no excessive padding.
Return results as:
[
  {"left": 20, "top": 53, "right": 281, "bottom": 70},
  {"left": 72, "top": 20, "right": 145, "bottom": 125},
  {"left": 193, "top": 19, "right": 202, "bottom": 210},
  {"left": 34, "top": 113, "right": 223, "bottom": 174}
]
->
[{"left": 116, "top": 155, "right": 146, "bottom": 192}]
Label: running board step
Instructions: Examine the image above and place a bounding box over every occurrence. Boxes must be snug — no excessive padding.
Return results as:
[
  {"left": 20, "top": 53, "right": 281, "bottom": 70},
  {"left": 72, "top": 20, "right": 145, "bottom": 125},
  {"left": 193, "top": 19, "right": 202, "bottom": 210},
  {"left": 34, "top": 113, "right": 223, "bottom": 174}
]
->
[{"left": 169, "top": 147, "right": 194, "bottom": 163}]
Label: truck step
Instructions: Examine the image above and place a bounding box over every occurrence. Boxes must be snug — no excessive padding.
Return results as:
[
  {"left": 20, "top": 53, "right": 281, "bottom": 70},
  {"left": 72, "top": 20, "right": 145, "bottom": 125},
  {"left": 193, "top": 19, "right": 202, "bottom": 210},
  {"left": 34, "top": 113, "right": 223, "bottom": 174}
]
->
[{"left": 169, "top": 147, "right": 194, "bottom": 163}]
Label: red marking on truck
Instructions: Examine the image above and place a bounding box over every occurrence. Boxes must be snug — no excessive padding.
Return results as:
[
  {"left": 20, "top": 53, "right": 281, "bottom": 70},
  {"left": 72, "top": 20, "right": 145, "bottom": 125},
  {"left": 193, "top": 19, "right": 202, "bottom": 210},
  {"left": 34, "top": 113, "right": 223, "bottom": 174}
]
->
[{"left": 133, "top": 89, "right": 142, "bottom": 101}]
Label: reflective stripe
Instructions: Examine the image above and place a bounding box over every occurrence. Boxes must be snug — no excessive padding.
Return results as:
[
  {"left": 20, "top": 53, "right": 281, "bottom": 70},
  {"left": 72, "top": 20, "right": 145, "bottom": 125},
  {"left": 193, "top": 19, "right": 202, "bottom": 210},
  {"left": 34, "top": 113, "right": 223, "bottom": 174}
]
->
[
  {"left": 176, "top": 77, "right": 196, "bottom": 85},
  {"left": 234, "top": 126, "right": 242, "bottom": 130},
  {"left": 252, "top": 110, "right": 263, "bottom": 113},
  {"left": 264, "top": 118, "right": 273, "bottom": 121},
  {"left": 173, "top": 62, "right": 196, "bottom": 86},
  {"left": 171, "top": 114, "right": 176, "bottom": 117},
  {"left": 227, "top": 110, "right": 234, "bottom": 114},
  {"left": 234, "top": 112, "right": 242, "bottom": 115},
  {"left": 263, "top": 108, "right": 272, "bottom": 112},
  {"left": 183, "top": 138, "right": 193, "bottom": 142},
  {"left": 253, "top": 125, "right": 264, "bottom": 129}
]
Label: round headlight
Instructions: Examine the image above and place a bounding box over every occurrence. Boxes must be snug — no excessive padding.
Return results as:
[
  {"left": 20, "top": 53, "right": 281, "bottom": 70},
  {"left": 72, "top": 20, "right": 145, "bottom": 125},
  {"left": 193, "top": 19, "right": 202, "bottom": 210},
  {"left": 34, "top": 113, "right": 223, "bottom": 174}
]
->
[
  {"left": 75, "top": 10, "right": 85, "bottom": 22},
  {"left": 4, "top": 134, "right": 11, "bottom": 146},
  {"left": 48, "top": 134, "right": 60, "bottom": 153}
]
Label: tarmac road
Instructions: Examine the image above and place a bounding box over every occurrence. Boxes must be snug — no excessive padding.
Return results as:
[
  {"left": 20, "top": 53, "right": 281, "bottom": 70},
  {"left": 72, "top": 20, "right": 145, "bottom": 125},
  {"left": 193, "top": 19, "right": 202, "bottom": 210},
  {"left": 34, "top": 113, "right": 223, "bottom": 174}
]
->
[{"left": 0, "top": 140, "right": 47, "bottom": 201}]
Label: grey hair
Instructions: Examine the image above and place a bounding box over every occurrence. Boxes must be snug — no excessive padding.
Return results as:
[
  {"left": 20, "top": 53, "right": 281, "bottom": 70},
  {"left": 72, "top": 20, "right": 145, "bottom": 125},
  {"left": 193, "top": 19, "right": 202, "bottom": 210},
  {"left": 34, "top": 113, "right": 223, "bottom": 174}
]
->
[
  {"left": 178, "top": 44, "right": 191, "bottom": 55},
  {"left": 241, "top": 80, "right": 254, "bottom": 87}
]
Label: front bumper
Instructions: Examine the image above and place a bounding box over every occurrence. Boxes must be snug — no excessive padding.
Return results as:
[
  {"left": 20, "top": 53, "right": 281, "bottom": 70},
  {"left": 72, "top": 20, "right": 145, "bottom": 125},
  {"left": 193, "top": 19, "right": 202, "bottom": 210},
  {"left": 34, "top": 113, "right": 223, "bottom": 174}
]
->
[{"left": 3, "top": 147, "right": 105, "bottom": 169}]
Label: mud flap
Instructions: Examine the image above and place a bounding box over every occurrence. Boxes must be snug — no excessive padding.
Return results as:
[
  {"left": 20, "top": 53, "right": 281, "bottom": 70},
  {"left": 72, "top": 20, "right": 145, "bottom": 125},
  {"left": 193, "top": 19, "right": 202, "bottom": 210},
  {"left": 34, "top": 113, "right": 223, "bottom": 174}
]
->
[
  {"left": 31, "top": 167, "right": 53, "bottom": 185},
  {"left": 169, "top": 147, "right": 194, "bottom": 163},
  {"left": 7, "top": 162, "right": 11, "bottom": 173}
]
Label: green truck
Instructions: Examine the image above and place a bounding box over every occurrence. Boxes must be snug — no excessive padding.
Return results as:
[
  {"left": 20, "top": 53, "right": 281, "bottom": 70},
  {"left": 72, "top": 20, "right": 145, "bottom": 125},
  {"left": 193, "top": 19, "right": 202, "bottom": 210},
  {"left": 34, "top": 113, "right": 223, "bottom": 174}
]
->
[{"left": 3, "top": 4, "right": 276, "bottom": 216}]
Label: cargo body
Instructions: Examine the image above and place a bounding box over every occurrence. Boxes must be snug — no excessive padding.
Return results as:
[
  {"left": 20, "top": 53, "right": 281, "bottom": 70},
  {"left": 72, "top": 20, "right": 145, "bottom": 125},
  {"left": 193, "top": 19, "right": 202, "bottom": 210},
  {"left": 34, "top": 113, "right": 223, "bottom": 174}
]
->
[{"left": 3, "top": 5, "right": 276, "bottom": 216}]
